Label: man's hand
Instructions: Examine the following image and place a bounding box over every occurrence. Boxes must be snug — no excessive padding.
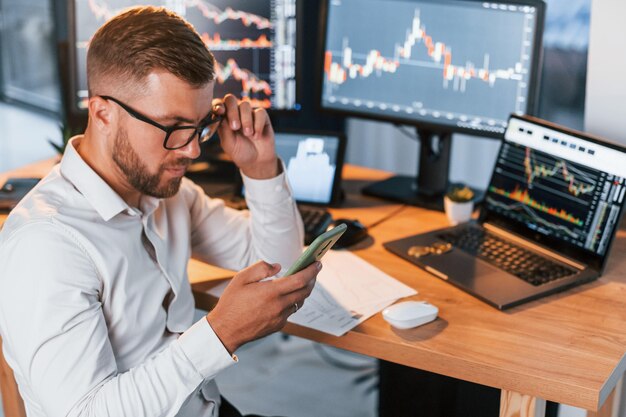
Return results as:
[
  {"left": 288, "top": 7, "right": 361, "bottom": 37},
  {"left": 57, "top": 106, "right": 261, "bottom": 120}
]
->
[
  {"left": 213, "top": 95, "right": 278, "bottom": 179},
  {"left": 206, "top": 260, "right": 320, "bottom": 354}
]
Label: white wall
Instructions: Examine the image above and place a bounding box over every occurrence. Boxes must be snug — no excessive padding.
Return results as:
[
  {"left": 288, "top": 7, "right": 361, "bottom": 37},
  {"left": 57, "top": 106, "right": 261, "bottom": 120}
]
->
[
  {"left": 585, "top": 1, "right": 626, "bottom": 414},
  {"left": 346, "top": 118, "right": 501, "bottom": 190},
  {"left": 584, "top": 0, "right": 626, "bottom": 145}
]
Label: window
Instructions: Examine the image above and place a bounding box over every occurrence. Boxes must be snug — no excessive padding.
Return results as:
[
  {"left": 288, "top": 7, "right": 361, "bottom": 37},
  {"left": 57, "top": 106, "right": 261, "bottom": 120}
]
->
[
  {"left": 537, "top": 0, "right": 591, "bottom": 130},
  {"left": 0, "top": 0, "right": 61, "bottom": 113}
]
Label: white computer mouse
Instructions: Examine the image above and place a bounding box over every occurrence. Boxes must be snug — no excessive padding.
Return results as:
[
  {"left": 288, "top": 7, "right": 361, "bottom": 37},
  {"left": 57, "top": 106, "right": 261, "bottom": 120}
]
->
[{"left": 382, "top": 301, "right": 438, "bottom": 329}]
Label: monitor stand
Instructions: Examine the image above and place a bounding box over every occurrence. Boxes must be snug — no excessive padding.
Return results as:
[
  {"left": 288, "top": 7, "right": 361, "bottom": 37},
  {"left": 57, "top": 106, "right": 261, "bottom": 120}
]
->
[{"left": 362, "top": 128, "right": 452, "bottom": 212}]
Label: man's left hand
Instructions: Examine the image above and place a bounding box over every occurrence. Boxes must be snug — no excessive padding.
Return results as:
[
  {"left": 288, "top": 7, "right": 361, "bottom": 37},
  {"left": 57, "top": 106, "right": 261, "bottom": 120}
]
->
[{"left": 213, "top": 94, "right": 278, "bottom": 179}]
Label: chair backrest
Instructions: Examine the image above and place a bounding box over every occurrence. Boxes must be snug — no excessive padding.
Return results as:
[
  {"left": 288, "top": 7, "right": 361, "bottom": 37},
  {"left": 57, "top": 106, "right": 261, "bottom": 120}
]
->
[{"left": 0, "top": 336, "right": 27, "bottom": 417}]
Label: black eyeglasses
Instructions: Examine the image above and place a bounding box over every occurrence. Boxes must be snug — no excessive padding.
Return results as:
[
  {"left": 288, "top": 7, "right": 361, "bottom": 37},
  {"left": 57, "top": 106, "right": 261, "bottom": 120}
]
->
[{"left": 100, "top": 95, "right": 223, "bottom": 150}]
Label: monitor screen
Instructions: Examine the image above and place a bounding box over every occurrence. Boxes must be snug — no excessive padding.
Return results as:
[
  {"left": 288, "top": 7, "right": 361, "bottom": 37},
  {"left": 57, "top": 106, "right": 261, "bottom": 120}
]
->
[
  {"left": 242, "top": 132, "right": 343, "bottom": 204},
  {"left": 320, "top": 0, "right": 544, "bottom": 136},
  {"left": 278, "top": 132, "right": 341, "bottom": 204},
  {"left": 485, "top": 116, "right": 626, "bottom": 266},
  {"left": 70, "top": 0, "right": 299, "bottom": 113}
]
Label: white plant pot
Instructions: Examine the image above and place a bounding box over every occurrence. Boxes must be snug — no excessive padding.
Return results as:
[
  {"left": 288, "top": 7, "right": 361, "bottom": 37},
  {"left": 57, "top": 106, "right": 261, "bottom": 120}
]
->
[{"left": 444, "top": 197, "right": 474, "bottom": 226}]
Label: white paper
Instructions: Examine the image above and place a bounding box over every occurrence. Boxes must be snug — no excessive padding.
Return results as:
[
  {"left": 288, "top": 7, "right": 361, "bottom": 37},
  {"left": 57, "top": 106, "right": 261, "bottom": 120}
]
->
[
  {"left": 204, "top": 250, "right": 417, "bottom": 337},
  {"left": 288, "top": 250, "right": 417, "bottom": 336}
]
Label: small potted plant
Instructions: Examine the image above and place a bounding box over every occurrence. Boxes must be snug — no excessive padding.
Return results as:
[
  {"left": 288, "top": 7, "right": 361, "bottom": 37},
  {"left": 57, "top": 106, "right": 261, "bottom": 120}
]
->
[
  {"left": 444, "top": 185, "right": 475, "bottom": 225},
  {"left": 48, "top": 120, "right": 74, "bottom": 157}
]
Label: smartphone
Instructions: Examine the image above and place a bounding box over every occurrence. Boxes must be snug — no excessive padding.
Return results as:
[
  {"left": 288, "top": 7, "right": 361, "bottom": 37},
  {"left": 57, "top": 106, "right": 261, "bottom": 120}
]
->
[{"left": 284, "top": 223, "right": 347, "bottom": 276}]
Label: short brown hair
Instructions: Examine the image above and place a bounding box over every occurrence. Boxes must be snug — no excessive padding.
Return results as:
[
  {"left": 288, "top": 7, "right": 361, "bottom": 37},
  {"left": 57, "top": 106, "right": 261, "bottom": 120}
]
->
[{"left": 87, "top": 6, "right": 215, "bottom": 96}]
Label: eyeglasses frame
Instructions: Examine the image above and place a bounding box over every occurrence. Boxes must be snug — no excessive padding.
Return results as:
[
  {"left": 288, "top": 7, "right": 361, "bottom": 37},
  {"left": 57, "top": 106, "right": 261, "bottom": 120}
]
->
[{"left": 99, "top": 95, "right": 223, "bottom": 150}]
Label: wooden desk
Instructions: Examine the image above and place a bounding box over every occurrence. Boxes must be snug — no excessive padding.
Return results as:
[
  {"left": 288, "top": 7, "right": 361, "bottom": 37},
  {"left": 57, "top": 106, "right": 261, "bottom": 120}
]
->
[
  {"left": 194, "top": 165, "right": 626, "bottom": 417},
  {"left": 197, "top": 167, "right": 626, "bottom": 417},
  {"left": 2, "top": 160, "right": 626, "bottom": 417}
]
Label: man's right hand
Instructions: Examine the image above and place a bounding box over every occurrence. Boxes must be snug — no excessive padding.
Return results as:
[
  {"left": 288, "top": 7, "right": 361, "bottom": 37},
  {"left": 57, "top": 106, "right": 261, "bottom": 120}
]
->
[{"left": 206, "top": 260, "right": 320, "bottom": 354}]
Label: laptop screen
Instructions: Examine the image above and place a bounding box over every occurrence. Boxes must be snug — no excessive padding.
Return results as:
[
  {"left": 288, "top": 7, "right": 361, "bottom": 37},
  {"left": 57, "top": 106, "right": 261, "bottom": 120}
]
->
[
  {"left": 242, "top": 132, "right": 344, "bottom": 205},
  {"left": 483, "top": 115, "right": 626, "bottom": 269}
]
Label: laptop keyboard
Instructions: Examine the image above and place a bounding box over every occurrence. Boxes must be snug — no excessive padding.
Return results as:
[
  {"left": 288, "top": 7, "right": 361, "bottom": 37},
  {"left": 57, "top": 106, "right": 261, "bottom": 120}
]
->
[{"left": 437, "top": 226, "right": 577, "bottom": 286}]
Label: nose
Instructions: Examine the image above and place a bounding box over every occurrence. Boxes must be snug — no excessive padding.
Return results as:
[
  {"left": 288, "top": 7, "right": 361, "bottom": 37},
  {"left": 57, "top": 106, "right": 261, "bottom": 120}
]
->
[{"left": 176, "top": 132, "right": 202, "bottom": 160}]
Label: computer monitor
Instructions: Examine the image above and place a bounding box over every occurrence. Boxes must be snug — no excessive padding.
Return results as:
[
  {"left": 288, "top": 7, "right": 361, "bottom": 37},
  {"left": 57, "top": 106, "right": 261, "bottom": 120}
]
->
[
  {"left": 67, "top": 0, "right": 301, "bottom": 117},
  {"left": 319, "top": 0, "right": 545, "bottom": 210}
]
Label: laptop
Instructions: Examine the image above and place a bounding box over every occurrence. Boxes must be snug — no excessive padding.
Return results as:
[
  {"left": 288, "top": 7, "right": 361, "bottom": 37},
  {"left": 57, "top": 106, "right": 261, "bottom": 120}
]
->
[
  {"left": 384, "top": 115, "right": 626, "bottom": 309},
  {"left": 236, "top": 130, "right": 347, "bottom": 243}
]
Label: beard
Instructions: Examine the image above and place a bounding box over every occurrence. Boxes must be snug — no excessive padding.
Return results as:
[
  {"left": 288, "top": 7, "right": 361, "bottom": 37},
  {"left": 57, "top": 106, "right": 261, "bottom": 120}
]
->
[{"left": 112, "top": 128, "right": 191, "bottom": 199}]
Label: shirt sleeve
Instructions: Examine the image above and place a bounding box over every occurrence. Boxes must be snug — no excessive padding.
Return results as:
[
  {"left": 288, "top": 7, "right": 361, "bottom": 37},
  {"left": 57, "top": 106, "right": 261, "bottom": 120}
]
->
[
  {"left": 0, "top": 221, "right": 234, "bottom": 417},
  {"left": 188, "top": 161, "right": 304, "bottom": 272}
]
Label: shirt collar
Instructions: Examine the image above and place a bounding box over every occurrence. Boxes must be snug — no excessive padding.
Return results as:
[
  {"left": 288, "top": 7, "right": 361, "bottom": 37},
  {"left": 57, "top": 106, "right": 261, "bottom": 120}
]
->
[
  {"left": 139, "top": 194, "right": 161, "bottom": 218},
  {"left": 60, "top": 135, "right": 133, "bottom": 221}
]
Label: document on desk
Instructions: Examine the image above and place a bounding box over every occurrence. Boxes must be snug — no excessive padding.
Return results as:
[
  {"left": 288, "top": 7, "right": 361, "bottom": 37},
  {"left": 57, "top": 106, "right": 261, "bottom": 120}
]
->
[{"left": 288, "top": 250, "right": 417, "bottom": 336}]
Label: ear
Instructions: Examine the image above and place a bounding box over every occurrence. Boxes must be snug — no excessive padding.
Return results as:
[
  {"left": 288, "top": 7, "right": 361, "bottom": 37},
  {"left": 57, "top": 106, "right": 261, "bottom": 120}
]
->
[{"left": 88, "top": 96, "right": 116, "bottom": 134}]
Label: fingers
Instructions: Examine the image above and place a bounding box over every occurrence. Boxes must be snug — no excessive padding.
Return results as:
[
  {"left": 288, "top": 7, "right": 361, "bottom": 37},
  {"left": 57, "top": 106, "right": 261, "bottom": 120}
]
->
[
  {"left": 234, "top": 260, "right": 282, "bottom": 285},
  {"left": 239, "top": 101, "right": 254, "bottom": 137},
  {"left": 253, "top": 107, "right": 272, "bottom": 139},
  {"left": 215, "top": 95, "right": 269, "bottom": 138},
  {"left": 212, "top": 97, "right": 225, "bottom": 115},
  {"left": 223, "top": 94, "right": 240, "bottom": 130},
  {"left": 215, "top": 95, "right": 238, "bottom": 153},
  {"left": 280, "top": 279, "right": 317, "bottom": 315},
  {"left": 274, "top": 261, "right": 321, "bottom": 294}
]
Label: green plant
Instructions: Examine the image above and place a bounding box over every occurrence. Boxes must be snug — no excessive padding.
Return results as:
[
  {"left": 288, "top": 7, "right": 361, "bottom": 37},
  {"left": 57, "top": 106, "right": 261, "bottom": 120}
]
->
[
  {"left": 446, "top": 185, "right": 474, "bottom": 203},
  {"left": 48, "top": 121, "right": 73, "bottom": 155}
]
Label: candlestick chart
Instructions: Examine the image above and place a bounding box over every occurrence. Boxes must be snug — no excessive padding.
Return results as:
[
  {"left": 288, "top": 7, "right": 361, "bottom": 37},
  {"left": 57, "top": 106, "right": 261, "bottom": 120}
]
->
[
  {"left": 74, "top": 0, "right": 297, "bottom": 110},
  {"left": 485, "top": 141, "right": 617, "bottom": 253},
  {"left": 320, "top": 0, "right": 539, "bottom": 133}
]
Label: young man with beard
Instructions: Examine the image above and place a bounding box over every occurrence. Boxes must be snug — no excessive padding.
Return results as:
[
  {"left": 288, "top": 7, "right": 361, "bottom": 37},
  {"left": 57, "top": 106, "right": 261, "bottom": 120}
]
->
[{"left": 0, "top": 6, "right": 318, "bottom": 417}]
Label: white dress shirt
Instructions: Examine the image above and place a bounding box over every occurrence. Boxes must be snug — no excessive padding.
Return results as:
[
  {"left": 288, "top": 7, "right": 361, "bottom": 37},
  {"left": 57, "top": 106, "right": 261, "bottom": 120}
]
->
[{"left": 0, "top": 136, "right": 304, "bottom": 417}]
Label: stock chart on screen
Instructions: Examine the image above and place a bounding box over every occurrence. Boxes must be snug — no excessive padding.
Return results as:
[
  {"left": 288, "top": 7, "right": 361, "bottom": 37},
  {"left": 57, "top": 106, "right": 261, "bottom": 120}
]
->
[
  {"left": 73, "top": 0, "right": 298, "bottom": 111},
  {"left": 486, "top": 121, "right": 626, "bottom": 256},
  {"left": 321, "top": 0, "right": 541, "bottom": 134}
]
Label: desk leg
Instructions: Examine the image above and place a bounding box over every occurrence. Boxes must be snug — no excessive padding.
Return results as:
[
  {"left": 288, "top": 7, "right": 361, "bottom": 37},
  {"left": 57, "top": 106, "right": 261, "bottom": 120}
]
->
[
  {"left": 587, "top": 386, "right": 616, "bottom": 417},
  {"left": 500, "top": 390, "right": 546, "bottom": 417}
]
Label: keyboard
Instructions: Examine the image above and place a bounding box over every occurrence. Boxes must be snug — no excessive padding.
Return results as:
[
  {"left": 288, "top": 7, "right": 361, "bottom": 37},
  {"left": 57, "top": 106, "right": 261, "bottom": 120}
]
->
[
  {"left": 437, "top": 226, "right": 576, "bottom": 286},
  {"left": 299, "top": 206, "right": 333, "bottom": 245},
  {"left": 225, "top": 196, "right": 332, "bottom": 245}
]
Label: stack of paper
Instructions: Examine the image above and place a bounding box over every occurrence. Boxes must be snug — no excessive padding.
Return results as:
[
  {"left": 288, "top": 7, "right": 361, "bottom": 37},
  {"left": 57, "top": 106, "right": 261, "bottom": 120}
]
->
[{"left": 288, "top": 250, "right": 416, "bottom": 336}]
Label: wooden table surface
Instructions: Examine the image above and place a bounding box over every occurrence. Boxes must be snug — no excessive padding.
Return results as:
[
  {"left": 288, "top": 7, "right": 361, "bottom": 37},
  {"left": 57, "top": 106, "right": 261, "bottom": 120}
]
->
[
  {"left": 193, "top": 164, "right": 626, "bottom": 416},
  {"left": 2, "top": 159, "right": 625, "bottom": 417}
]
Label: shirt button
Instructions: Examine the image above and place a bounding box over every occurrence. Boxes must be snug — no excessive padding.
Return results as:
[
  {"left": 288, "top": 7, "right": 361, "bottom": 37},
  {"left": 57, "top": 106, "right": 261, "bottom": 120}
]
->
[{"left": 274, "top": 185, "right": 283, "bottom": 192}]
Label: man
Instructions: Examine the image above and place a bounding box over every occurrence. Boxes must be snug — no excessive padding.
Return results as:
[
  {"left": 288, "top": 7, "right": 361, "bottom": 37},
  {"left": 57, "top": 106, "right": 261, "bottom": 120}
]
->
[{"left": 0, "top": 6, "right": 318, "bottom": 417}]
